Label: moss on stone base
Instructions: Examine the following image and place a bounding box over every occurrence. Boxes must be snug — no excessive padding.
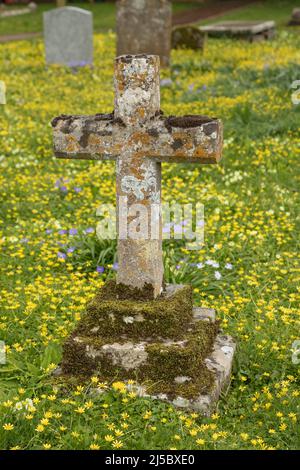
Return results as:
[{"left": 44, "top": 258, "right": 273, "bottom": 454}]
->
[
  {"left": 74, "top": 281, "right": 193, "bottom": 340},
  {"left": 58, "top": 281, "right": 221, "bottom": 400},
  {"left": 61, "top": 319, "right": 219, "bottom": 397}
]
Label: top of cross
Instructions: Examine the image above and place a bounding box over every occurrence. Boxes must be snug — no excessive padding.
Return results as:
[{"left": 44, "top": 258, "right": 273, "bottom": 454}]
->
[{"left": 51, "top": 54, "right": 223, "bottom": 299}]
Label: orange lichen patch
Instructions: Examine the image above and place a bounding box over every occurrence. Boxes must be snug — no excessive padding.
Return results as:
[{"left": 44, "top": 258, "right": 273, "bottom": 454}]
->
[
  {"left": 66, "top": 135, "right": 79, "bottom": 153},
  {"left": 88, "top": 134, "right": 102, "bottom": 148}
]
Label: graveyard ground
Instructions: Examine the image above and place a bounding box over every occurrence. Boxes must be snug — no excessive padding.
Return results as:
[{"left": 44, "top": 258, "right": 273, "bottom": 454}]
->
[
  {"left": 0, "top": 4, "right": 300, "bottom": 452},
  {"left": 0, "top": 1, "right": 199, "bottom": 36},
  {"left": 1, "top": 0, "right": 300, "bottom": 36}
]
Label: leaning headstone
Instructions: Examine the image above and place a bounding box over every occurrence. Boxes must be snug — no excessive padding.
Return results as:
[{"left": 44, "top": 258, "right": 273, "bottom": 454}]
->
[
  {"left": 43, "top": 7, "right": 93, "bottom": 67},
  {"left": 116, "top": 0, "right": 172, "bottom": 67},
  {"left": 288, "top": 8, "right": 300, "bottom": 26},
  {"left": 172, "top": 25, "right": 206, "bottom": 51},
  {"left": 200, "top": 20, "right": 276, "bottom": 42},
  {"left": 50, "top": 54, "right": 236, "bottom": 415}
]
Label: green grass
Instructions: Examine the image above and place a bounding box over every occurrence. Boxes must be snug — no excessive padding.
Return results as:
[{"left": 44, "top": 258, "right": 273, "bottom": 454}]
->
[
  {"left": 1, "top": 0, "right": 299, "bottom": 36},
  {"left": 0, "top": 1, "right": 200, "bottom": 36},
  {"left": 199, "top": 0, "right": 300, "bottom": 26}
]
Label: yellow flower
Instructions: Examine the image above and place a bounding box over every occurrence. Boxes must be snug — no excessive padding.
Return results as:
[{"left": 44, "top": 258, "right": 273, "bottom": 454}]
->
[
  {"left": 74, "top": 407, "right": 85, "bottom": 414},
  {"left": 196, "top": 438, "right": 205, "bottom": 446},
  {"left": 90, "top": 443, "right": 100, "bottom": 450},
  {"left": 36, "top": 424, "right": 45, "bottom": 433},
  {"left": 3, "top": 423, "right": 14, "bottom": 431},
  {"left": 112, "top": 440, "right": 123, "bottom": 449},
  {"left": 112, "top": 381, "right": 126, "bottom": 393},
  {"left": 104, "top": 434, "right": 114, "bottom": 442},
  {"left": 43, "top": 443, "right": 51, "bottom": 450}
]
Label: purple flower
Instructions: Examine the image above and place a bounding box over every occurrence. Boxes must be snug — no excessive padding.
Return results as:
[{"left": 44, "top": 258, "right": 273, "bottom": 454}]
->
[
  {"left": 58, "top": 229, "right": 67, "bottom": 235},
  {"left": 69, "top": 229, "right": 78, "bottom": 236},
  {"left": 85, "top": 227, "right": 94, "bottom": 234},
  {"left": 60, "top": 186, "right": 67, "bottom": 192},
  {"left": 46, "top": 229, "right": 52, "bottom": 234},
  {"left": 20, "top": 238, "right": 29, "bottom": 243},
  {"left": 96, "top": 266, "right": 105, "bottom": 274},
  {"left": 74, "top": 187, "right": 82, "bottom": 193},
  {"left": 57, "top": 252, "right": 67, "bottom": 260},
  {"left": 67, "top": 246, "right": 76, "bottom": 253},
  {"left": 112, "top": 262, "right": 119, "bottom": 271},
  {"left": 176, "top": 264, "right": 181, "bottom": 270},
  {"left": 160, "top": 78, "right": 173, "bottom": 87}
]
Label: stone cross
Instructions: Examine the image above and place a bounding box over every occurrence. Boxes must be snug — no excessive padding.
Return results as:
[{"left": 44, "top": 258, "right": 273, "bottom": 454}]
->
[
  {"left": 116, "top": 0, "right": 172, "bottom": 67},
  {"left": 51, "top": 55, "right": 223, "bottom": 299}
]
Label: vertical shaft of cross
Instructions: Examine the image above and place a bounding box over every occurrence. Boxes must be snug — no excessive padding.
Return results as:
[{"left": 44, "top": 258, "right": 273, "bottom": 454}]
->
[{"left": 114, "top": 55, "right": 163, "bottom": 298}]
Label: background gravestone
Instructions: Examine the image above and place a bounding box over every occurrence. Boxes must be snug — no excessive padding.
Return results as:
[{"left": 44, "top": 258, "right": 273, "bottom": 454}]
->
[
  {"left": 200, "top": 20, "right": 276, "bottom": 42},
  {"left": 43, "top": 7, "right": 93, "bottom": 67},
  {"left": 172, "top": 25, "right": 206, "bottom": 51},
  {"left": 288, "top": 8, "right": 300, "bottom": 26},
  {"left": 116, "top": 0, "right": 172, "bottom": 67}
]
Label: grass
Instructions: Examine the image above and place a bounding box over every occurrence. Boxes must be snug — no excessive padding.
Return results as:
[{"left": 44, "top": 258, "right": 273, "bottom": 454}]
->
[
  {"left": 0, "top": 3, "right": 299, "bottom": 452},
  {"left": 0, "top": 1, "right": 200, "bottom": 36},
  {"left": 199, "top": 0, "right": 300, "bottom": 26},
  {"left": 1, "top": 0, "right": 299, "bottom": 36}
]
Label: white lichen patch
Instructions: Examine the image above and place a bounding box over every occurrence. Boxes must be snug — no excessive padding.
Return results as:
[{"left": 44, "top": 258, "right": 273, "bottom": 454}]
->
[{"left": 101, "top": 342, "right": 148, "bottom": 370}]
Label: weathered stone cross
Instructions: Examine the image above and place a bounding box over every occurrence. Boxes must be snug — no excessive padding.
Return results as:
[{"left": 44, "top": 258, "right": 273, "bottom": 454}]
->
[{"left": 51, "top": 55, "right": 222, "bottom": 299}]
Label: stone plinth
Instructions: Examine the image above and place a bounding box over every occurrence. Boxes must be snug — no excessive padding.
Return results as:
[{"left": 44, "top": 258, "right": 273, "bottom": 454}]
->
[
  {"left": 200, "top": 21, "right": 276, "bottom": 42},
  {"left": 57, "top": 282, "right": 235, "bottom": 415}
]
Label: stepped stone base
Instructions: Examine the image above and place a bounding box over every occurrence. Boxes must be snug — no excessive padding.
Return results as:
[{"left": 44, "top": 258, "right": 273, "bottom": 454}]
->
[{"left": 55, "top": 281, "right": 236, "bottom": 415}]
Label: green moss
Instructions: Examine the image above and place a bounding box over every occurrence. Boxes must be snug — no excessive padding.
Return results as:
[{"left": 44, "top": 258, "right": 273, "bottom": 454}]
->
[
  {"left": 74, "top": 281, "right": 193, "bottom": 340},
  {"left": 61, "top": 320, "right": 219, "bottom": 398},
  {"left": 59, "top": 280, "right": 220, "bottom": 400}
]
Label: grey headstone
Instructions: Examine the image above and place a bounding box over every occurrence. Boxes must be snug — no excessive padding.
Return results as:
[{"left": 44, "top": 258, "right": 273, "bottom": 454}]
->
[
  {"left": 43, "top": 7, "right": 93, "bottom": 67},
  {"left": 116, "top": 0, "right": 172, "bottom": 67}
]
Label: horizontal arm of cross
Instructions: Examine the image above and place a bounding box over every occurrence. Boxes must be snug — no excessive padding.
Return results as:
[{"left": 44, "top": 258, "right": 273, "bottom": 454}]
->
[{"left": 51, "top": 113, "right": 223, "bottom": 164}]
